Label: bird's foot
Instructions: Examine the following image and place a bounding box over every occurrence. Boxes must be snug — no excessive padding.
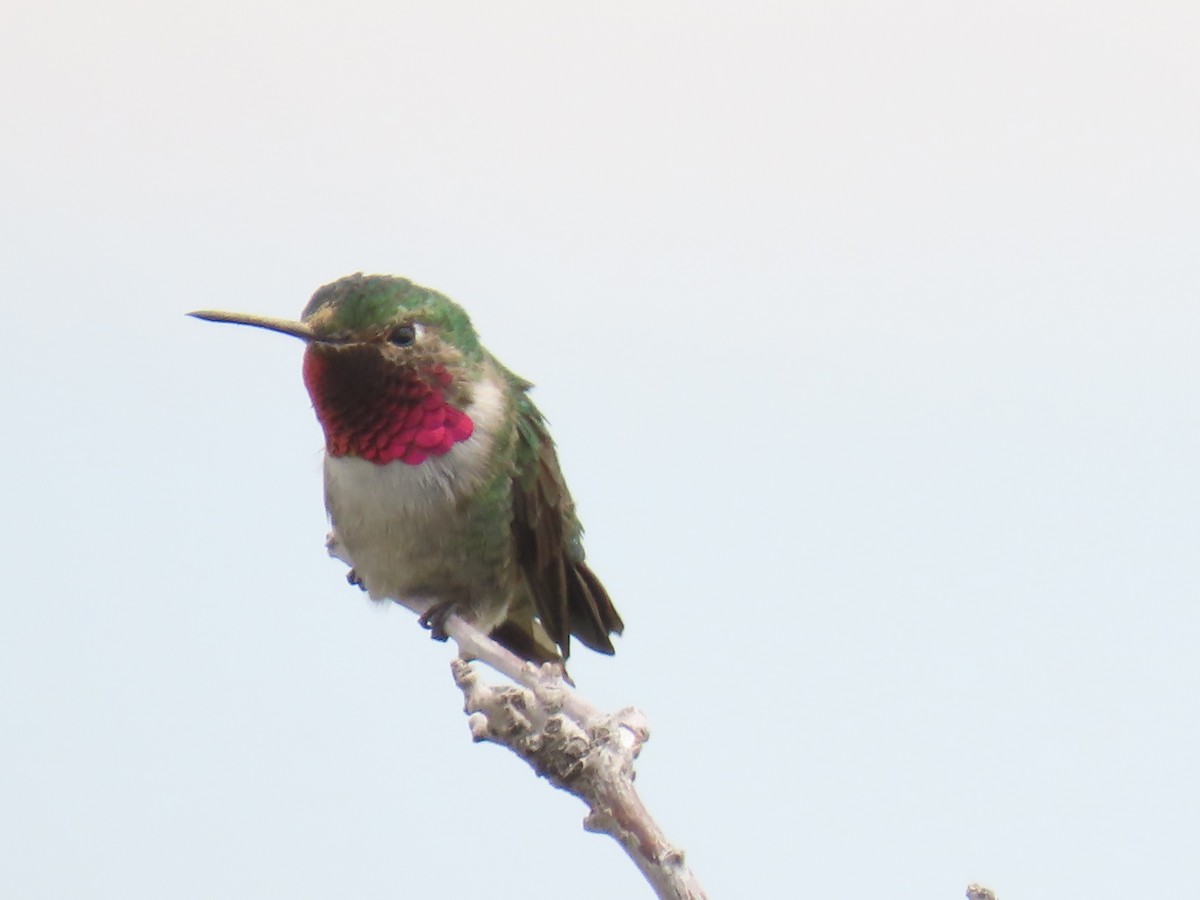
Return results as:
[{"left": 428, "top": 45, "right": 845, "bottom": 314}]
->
[
  {"left": 418, "top": 600, "right": 459, "bottom": 642},
  {"left": 345, "top": 568, "right": 367, "bottom": 592}
]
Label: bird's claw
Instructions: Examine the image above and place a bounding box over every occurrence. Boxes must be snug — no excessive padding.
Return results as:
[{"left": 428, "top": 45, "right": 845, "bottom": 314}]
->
[{"left": 418, "top": 600, "right": 458, "bottom": 642}]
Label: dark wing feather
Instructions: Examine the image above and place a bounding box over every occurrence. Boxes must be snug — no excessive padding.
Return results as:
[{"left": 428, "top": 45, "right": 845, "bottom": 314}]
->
[{"left": 510, "top": 389, "right": 624, "bottom": 660}]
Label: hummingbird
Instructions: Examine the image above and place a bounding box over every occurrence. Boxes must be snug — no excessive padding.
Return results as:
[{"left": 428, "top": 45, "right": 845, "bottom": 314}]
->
[{"left": 190, "top": 273, "right": 623, "bottom": 665}]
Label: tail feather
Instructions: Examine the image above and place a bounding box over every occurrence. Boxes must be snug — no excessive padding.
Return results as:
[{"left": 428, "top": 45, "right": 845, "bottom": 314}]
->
[
  {"left": 566, "top": 562, "right": 624, "bottom": 655},
  {"left": 488, "top": 619, "right": 562, "bottom": 666}
]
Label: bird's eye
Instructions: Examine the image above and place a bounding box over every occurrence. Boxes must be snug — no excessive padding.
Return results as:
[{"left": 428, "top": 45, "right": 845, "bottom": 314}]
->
[{"left": 388, "top": 324, "right": 418, "bottom": 347}]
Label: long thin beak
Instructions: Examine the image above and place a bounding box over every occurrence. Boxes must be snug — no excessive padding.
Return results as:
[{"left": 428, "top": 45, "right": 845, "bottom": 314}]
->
[{"left": 187, "top": 310, "right": 323, "bottom": 342}]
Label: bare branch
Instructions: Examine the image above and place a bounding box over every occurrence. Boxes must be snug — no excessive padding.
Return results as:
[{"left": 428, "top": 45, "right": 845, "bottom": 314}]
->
[
  {"left": 392, "top": 596, "right": 707, "bottom": 900},
  {"left": 399, "top": 597, "right": 991, "bottom": 900},
  {"left": 452, "top": 659, "right": 707, "bottom": 900}
]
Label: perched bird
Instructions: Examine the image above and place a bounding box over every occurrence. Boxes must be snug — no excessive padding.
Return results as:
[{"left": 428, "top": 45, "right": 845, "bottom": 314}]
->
[{"left": 191, "top": 273, "right": 623, "bottom": 665}]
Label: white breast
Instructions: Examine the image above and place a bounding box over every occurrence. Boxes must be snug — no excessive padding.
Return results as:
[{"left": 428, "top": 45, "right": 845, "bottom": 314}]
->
[{"left": 321, "top": 367, "right": 510, "bottom": 602}]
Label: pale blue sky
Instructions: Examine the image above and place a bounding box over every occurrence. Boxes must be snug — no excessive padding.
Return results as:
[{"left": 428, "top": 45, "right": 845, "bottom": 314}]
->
[{"left": 2, "top": 2, "right": 1198, "bottom": 898}]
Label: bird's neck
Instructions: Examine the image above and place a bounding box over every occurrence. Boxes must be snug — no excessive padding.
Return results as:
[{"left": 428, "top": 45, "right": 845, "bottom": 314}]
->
[{"left": 303, "top": 346, "right": 477, "bottom": 466}]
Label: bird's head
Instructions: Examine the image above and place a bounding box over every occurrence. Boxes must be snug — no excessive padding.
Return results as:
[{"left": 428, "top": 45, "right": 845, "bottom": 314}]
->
[{"left": 191, "top": 273, "right": 482, "bottom": 465}]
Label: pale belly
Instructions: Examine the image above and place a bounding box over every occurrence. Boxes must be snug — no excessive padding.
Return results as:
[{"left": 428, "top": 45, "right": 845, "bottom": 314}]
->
[{"left": 320, "top": 371, "right": 512, "bottom": 631}]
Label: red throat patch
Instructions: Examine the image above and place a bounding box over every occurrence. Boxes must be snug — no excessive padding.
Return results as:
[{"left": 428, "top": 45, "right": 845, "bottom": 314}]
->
[{"left": 302, "top": 347, "right": 475, "bottom": 466}]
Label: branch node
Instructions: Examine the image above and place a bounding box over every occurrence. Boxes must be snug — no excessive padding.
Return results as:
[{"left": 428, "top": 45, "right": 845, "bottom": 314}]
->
[
  {"left": 439, "top": 619, "right": 708, "bottom": 900},
  {"left": 466, "top": 712, "right": 491, "bottom": 742}
]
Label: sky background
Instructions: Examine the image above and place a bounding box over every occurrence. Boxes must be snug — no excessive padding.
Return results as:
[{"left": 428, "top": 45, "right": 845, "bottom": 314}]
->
[{"left": 2, "top": 1, "right": 1198, "bottom": 897}]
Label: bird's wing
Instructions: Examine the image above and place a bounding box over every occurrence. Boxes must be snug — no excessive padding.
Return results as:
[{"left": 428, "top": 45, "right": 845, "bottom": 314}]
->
[{"left": 509, "top": 388, "right": 624, "bottom": 659}]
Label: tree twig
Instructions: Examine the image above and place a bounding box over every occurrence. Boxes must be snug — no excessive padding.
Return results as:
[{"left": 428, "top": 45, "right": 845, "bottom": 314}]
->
[
  {"left": 398, "top": 598, "right": 994, "bottom": 900},
  {"left": 394, "top": 596, "right": 708, "bottom": 900}
]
